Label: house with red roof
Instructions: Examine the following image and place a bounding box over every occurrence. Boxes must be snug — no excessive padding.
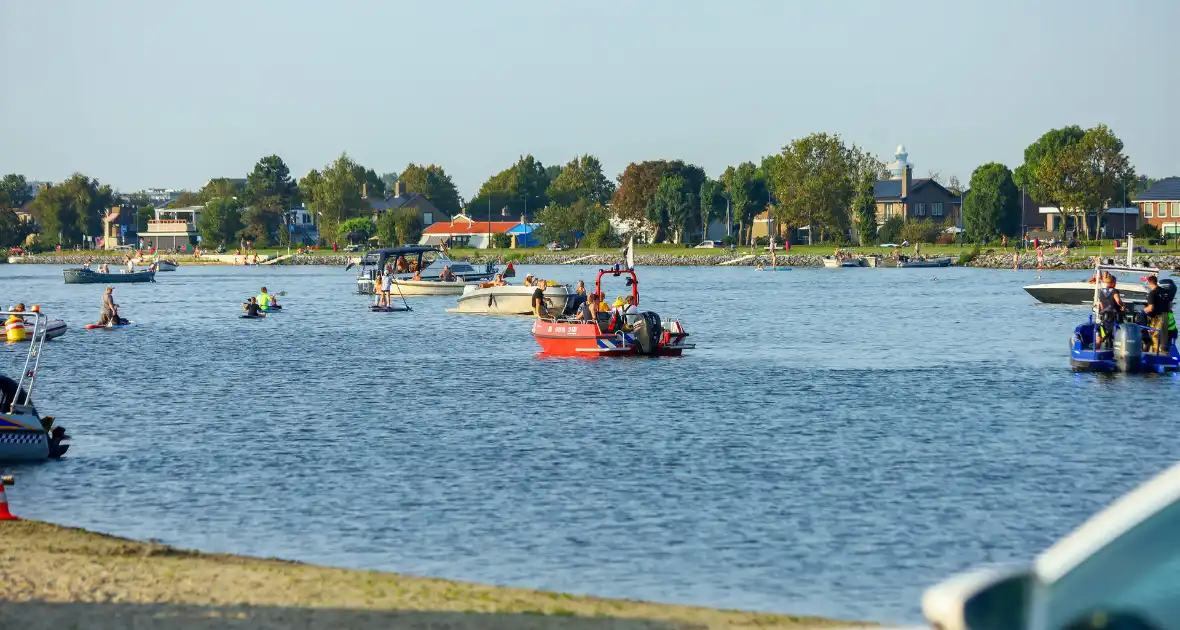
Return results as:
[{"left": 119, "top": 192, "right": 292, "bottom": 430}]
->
[{"left": 419, "top": 213, "right": 535, "bottom": 249}]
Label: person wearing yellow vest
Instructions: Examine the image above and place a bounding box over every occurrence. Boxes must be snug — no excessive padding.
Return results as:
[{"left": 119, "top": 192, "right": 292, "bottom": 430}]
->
[
  {"left": 256, "top": 287, "right": 280, "bottom": 311},
  {"left": 5, "top": 304, "right": 27, "bottom": 342}
]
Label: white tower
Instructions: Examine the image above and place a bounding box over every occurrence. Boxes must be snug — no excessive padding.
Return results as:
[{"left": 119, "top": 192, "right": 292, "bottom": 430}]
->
[{"left": 886, "top": 144, "right": 912, "bottom": 180}]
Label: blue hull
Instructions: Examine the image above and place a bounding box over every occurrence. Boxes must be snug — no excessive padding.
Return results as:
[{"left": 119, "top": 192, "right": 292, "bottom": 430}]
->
[{"left": 1071, "top": 322, "right": 1179, "bottom": 373}]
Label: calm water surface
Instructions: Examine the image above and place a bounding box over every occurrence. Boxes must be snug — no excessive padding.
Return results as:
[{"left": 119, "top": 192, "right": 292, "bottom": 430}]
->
[{"left": 2, "top": 262, "right": 1178, "bottom": 624}]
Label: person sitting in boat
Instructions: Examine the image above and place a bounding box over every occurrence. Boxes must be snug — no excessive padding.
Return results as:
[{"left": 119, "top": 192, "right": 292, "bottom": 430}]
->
[
  {"left": 577, "top": 293, "right": 599, "bottom": 324},
  {"left": 574, "top": 280, "right": 586, "bottom": 296},
  {"left": 124, "top": 256, "right": 135, "bottom": 273},
  {"left": 243, "top": 297, "right": 263, "bottom": 318},
  {"left": 492, "top": 273, "right": 507, "bottom": 287},
  {"left": 1096, "top": 276, "right": 1125, "bottom": 349},
  {"left": 523, "top": 274, "right": 535, "bottom": 287},
  {"left": 596, "top": 292, "right": 611, "bottom": 313},
  {"left": 439, "top": 266, "right": 458, "bottom": 282},
  {"left": 395, "top": 256, "right": 408, "bottom": 272},
  {"left": 256, "top": 287, "right": 278, "bottom": 311}
]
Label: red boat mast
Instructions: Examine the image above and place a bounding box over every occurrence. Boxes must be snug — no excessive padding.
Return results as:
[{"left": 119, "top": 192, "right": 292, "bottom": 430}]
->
[{"left": 594, "top": 268, "right": 639, "bottom": 306}]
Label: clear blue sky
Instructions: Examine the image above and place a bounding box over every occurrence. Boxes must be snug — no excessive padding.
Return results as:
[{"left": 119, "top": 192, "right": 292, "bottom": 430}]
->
[{"left": 2, "top": 0, "right": 1176, "bottom": 199}]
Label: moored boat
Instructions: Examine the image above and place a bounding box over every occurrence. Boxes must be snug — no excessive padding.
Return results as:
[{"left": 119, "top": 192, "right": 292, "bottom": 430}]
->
[
  {"left": 0, "top": 312, "right": 70, "bottom": 462},
  {"left": 530, "top": 268, "right": 693, "bottom": 357},
  {"left": 822, "top": 256, "right": 866, "bottom": 268},
  {"left": 898, "top": 256, "right": 953, "bottom": 268},
  {"left": 449, "top": 282, "right": 573, "bottom": 315},
  {"left": 63, "top": 268, "right": 155, "bottom": 284}
]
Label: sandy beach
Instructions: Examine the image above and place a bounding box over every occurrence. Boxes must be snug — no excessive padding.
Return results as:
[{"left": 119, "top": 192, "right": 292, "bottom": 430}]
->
[{"left": 0, "top": 520, "right": 864, "bottom": 630}]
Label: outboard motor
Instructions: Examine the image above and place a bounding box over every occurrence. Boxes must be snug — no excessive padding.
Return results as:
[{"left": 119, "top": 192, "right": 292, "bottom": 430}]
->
[
  {"left": 1159, "top": 278, "right": 1177, "bottom": 307},
  {"left": 636, "top": 311, "right": 663, "bottom": 355},
  {"left": 1114, "top": 324, "right": 1144, "bottom": 372}
]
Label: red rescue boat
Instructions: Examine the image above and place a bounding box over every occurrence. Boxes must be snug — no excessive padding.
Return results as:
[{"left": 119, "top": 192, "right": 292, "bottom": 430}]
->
[{"left": 531, "top": 268, "right": 693, "bottom": 357}]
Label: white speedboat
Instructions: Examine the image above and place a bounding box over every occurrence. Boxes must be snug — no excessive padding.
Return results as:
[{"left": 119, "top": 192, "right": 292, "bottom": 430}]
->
[
  {"left": 1, "top": 311, "right": 70, "bottom": 462},
  {"left": 1024, "top": 279, "right": 1150, "bottom": 305},
  {"left": 133, "top": 257, "right": 178, "bottom": 271},
  {"left": 448, "top": 283, "right": 574, "bottom": 315},
  {"left": 822, "top": 256, "right": 866, "bottom": 268},
  {"left": 351, "top": 245, "right": 495, "bottom": 295}
]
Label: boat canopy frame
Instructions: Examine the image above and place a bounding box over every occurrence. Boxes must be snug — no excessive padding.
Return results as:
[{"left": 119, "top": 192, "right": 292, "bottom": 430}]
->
[
  {"left": 3, "top": 311, "right": 47, "bottom": 412},
  {"left": 594, "top": 268, "right": 640, "bottom": 307}
]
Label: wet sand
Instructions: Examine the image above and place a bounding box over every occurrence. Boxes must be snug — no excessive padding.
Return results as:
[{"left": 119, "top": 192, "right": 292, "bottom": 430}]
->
[{"left": 0, "top": 520, "right": 866, "bottom": 629}]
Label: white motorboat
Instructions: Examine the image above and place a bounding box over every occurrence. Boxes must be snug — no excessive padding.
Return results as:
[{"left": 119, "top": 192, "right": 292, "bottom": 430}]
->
[
  {"left": 1, "top": 311, "right": 70, "bottom": 462},
  {"left": 822, "top": 256, "right": 866, "bottom": 268},
  {"left": 448, "top": 282, "right": 574, "bottom": 315},
  {"left": 1024, "top": 280, "right": 1150, "bottom": 305},
  {"left": 133, "top": 257, "right": 178, "bottom": 271},
  {"left": 351, "top": 245, "right": 495, "bottom": 295}
]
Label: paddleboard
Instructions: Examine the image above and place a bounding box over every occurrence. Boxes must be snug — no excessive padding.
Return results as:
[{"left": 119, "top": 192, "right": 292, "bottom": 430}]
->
[
  {"left": 239, "top": 314, "right": 267, "bottom": 319},
  {"left": 84, "top": 321, "right": 135, "bottom": 330},
  {"left": 755, "top": 267, "right": 792, "bottom": 271},
  {"left": 370, "top": 305, "right": 411, "bottom": 313}
]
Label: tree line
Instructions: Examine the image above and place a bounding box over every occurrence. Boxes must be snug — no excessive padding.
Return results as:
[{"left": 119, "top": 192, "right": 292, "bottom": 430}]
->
[{"left": 0, "top": 123, "right": 1164, "bottom": 250}]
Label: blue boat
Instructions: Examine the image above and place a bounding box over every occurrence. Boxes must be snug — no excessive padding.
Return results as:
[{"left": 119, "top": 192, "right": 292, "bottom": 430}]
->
[{"left": 1069, "top": 264, "right": 1178, "bottom": 373}]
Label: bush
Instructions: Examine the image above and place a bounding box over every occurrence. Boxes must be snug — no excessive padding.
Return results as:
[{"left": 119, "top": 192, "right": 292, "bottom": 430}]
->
[
  {"left": 899, "top": 218, "right": 940, "bottom": 244},
  {"left": 878, "top": 216, "right": 904, "bottom": 244},
  {"left": 583, "top": 221, "right": 620, "bottom": 248},
  {"left": 491, "top": 233, "right": 511, "bottom": 249},
  {"left": 934, "top": 233, "right": 956, "bottom": 245},
  {"left": 958, "top": 244, "right": 981, "bottom": 265},
  {"left": 1135, "top": 223, "right": 1161, "bottom": 239},
  {"left": 720, "top": 235, "right": 737, "bottom": 247},
  {"left": 754, "top": 235, "right": 769, "bottom": 247}
]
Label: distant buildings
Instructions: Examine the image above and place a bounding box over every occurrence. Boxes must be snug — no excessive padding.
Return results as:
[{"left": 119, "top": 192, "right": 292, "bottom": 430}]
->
[
  {"left": 364, "top": 181, "right": 441, "bottom": 229},
  {"left": 419, "top": 214, "right": 531, "bottom": 249},
  {"left": 874, "top": 145, "right": 961, "bottom": 226},
  {"left": 1133, "top": 177, "right": 1180, "bottom": 237}
]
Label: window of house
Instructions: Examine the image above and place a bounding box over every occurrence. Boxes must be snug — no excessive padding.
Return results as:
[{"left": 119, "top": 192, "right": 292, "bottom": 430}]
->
[
  {"left": 1172, "top": 202, "right": 1180, "bottom": 218},
  {"left": 915, "top": 203, "right": 925, "bottom": 216},
  {"left": 932, "top": 202, "right": 943, "bottom": 217},
  {"left": 423, "top": 212, "right": 433, "bottom": 225},
  {"left": 1144, "top": 203, "right": 1154, "bottom": 218}
]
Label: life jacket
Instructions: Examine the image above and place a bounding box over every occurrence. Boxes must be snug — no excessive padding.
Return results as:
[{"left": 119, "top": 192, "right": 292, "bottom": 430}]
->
[{"left": 1098, "top": 287, "right": 1120, "bottom": 314}]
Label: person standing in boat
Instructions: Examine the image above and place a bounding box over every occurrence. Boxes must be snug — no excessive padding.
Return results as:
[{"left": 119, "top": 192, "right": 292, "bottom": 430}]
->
[
  {"left": 1143, "top": 275, "right": 1167, "bottom": 353},
  {"left": 1096, "top": 276, "right": 1125, "bottom": 349},
  {"left": 531, "top": 280, "right": 551, "bottom": 318}
]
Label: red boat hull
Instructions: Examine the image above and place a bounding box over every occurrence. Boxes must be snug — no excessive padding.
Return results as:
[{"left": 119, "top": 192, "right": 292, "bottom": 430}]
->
[{"left": 531, "top": 320, "right": 689, "bottom": 358}]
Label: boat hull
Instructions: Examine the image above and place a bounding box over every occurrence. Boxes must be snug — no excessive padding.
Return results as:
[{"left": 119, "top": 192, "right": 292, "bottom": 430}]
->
[
  {"left": 63, "top": 269, "right": 155, "bottom": 284},
  {"left": 1026, "top": 282, "right": 1149, "bottom": 305},
  {"left": 386, "top": 279, "right": 473, "bottom": 296},
  {"left": 451, "top": 285, "right": 572, "bottom": 315},
  {"left": 531, "top": 319, "right": 691, "bottom": 358},
  {"left": 0, "top": 407, "right": 56, "bottom": 462},
  {"left": 1070, "top": 323, "right": 1179, "bottom": 373},
  {"left": 898, "top": 257, "right": 953, "bottom": 268}
]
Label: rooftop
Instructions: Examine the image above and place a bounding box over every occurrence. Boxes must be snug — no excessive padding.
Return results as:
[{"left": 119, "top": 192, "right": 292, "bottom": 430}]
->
[{"left": 1134, "top": 177, "right": 1180, "bottom": 202}]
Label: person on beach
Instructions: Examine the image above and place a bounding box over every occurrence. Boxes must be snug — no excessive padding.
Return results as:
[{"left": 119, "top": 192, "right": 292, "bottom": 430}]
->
[{"left": 1013, "top": 251, "right": 1020, "bottom": 271}]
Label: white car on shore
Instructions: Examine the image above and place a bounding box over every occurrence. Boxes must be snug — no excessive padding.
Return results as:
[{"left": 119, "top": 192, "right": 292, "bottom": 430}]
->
[{"left": 866, "top": 461, "right": 1180, "bottom": 630}]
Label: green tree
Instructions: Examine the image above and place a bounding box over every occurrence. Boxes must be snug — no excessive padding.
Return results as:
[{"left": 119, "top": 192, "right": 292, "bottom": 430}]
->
[
  {"left": 172, "top": 191, "right": 201, "bottom": 207},
  {"left": 546, "top": 155, "right": 615, "bottom": 207},
  {"left": 379, "top": 172, "right": 400, "bottom": 191},
  {"left": 301, "top": 154, "right": 369, "bottom": 245},
  {"left": 198, "top": 197, "right": 245, "bottom": 249},
  {"left": 0, "top": 174, "right": 33, "bottom": 208},
  {"left": 26, "top": 174, "right": 114, "bottom": 245},
  {"left": 377, "top": 208, "right": 424, "bottom": 246},
  {"left": 963, "top": 162, "right": 1021, "bottom": 242},
  {"left": 136, "top": 205, "right": 155, "bottom": 231},
  {"left": 899, "top": 218, "right": 940, "bottom": 244},
  {"left": 649, "top": 175, "right": 696, "bottom": 244},
  {"left": 536, "top": 200, "right": 610, "bottom": 247},
  {"left": 472, "top": 154, "right": 552, "bottom": 220},
  {"left": 338, "top": 216, "right": 375, "bottom": 243},
  {"left": 242, "top": 155, "right": 301, "bottom": 246},
  {"left": 198, "top": 178, "right": 244, "bottom": 203},
  {"left": 1013, "top": 125, "right": 1085, "bottom": 204},
  {"left": 765, "top": 133, "right": 855, "bottom": 244},
  {"left": 698, "top": 179, "right": 724, "bottom": 243},
  {"left": 878, "top": 216, "right": 904, "bottom": 244},
  {"left": 0, "top": 208, "right": 32, "bottom": 247},
  {"left": 610, "top": 160, "right": 707, "bottom": 237},
  {"left": 721, "top": 162, "right": 768, "bottom": 246},
  {"left": 399, "top": 163, "right": 461, "bottom": 216}
]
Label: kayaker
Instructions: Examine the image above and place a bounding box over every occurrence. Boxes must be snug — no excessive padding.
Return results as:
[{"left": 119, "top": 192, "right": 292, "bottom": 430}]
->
[
  {"left": 256, "top": 287, "right": 276, "bottom": 311},
  {"left": 243, "top": 297, "right": 263, "bottom": 318}
]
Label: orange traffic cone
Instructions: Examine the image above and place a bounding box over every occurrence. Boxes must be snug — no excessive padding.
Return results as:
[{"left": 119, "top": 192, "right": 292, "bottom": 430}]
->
[{"left": 0, "top": 476, "right": 17, "bottom": 521}]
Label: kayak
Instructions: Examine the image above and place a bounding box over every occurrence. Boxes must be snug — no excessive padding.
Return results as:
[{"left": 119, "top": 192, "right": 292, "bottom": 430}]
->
[
  {"left": 240, "top": 314, "right": 267, "bottom": 319},
  {"left": 84, "top": 321, "right": 135, "bottom": 330}
]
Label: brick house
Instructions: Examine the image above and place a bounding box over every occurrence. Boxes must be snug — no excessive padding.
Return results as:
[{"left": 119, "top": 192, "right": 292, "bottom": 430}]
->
[
  {"left": 873, "top": 165, "right": 962, "bottom": 225},
  {"left": 364, "top": 181, "right": 441, "bottom": 231},
  {"left": 1133, "top": 177, "right": 1180, "bottom": 237}
]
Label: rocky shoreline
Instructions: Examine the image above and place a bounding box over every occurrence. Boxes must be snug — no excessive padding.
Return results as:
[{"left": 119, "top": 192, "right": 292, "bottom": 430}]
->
[{"left": 8, "top": 251, "right": 1180, "bottom": 270}]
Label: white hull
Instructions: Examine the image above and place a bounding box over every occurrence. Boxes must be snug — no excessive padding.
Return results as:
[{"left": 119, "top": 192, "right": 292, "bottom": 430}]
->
[
  {"left": 388, "top": 279, "right": 474, "bottom": 296},
  {"left": 1024, "top": 281, "right": 1150, "bottom": 305},
  {"left": 450, "top": 285, "right": 573, "bottom": 315},
  {"left": 823, "top": 257, "right": 865, "bottom": 268}
]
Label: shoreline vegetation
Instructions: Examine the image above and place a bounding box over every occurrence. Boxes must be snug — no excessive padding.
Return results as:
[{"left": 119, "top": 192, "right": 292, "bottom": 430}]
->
[
  {"left": 0, "top": 520, "right": 863, "bottom": 629},
  {"left": 7, "top": 244, "right": 1180, "bottom": 271}
]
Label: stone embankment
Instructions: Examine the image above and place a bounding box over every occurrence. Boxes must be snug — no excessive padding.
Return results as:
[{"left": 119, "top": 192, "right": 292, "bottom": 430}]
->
[{"left": 9, "top": 251, "right": 1180, "bottom": 270}]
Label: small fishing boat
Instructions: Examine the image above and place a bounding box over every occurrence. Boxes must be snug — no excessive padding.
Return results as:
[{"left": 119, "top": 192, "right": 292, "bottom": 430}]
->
[
  {"left": 0, "top": 311, "right": 70, "bottom": 462},
  {"left": 898, "top": 256, "right": 953, "bottom": 268},
  {"left": 448, "top": 282, "right": 574, "bottom": 316},
  {"left": 530, "top": 268, "right": 693, "bottom": 357},
  {"left": 349, "top": 245, "right": 495, "bottom": 296},
  {"left": 1069, "top": 263, "right": 1178, "bottom": 373},
  {"left": 63, "top": 268, "right": 155, "bottom": 284},
  {"left": 822, "top": 256, "right": 866, "bottom": 268}
]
